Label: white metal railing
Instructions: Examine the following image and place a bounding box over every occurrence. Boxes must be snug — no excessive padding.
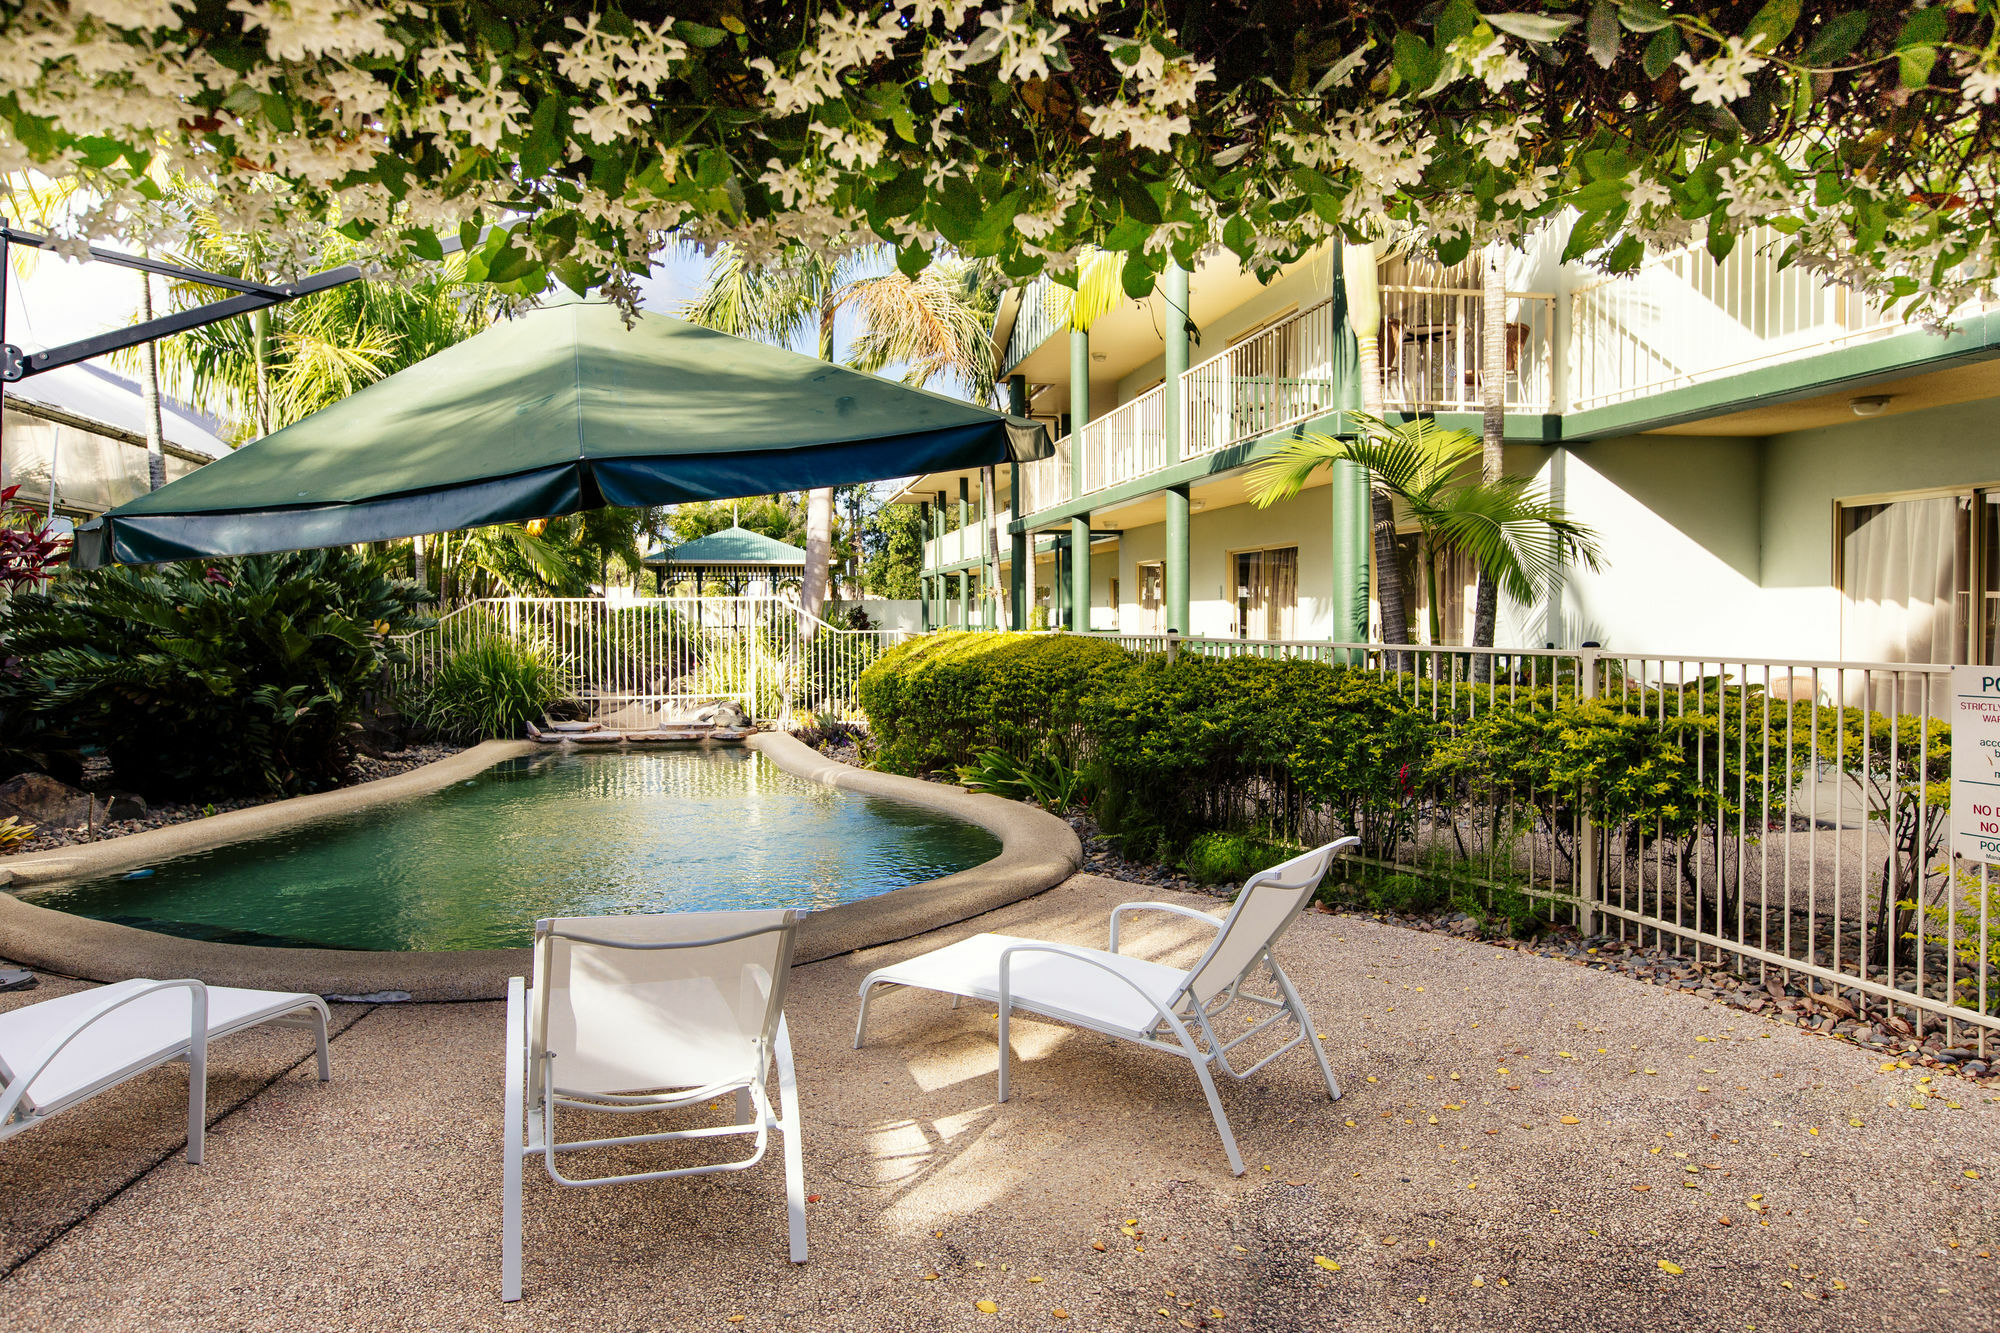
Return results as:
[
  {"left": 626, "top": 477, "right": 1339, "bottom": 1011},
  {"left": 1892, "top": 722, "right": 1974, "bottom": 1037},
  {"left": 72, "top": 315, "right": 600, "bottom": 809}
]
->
[
  {"left": 1019, "top": 437, "right": 1072, "bottom": 515},
  {"left": 1570, "top": 224, "right": 1906, "bottom": 411},
  {"left": 1183, "top": 297, "right": 1343, "bottom": 458},
  {"left": 394, "top": 596, "right": 906, "bottom": 724},
  {"left": 1380, "top": 284, "right": 1556, "bottom": 414},
  {"left": 1050, "top": 631, "right": 1992, "bottom": 1048},
  {"left": 922, "top": 507, "right": 1011, "bottom": 571},
  {"left": 1080, "top": 383, "right": 1167, "bottom": 495}
]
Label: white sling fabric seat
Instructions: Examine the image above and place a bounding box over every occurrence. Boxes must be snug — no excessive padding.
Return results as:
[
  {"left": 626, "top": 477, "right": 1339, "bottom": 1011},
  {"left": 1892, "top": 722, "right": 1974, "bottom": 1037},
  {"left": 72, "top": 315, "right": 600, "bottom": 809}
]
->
[
  {"left": 854, "top": 838, "right": 1357, "bottom": 1175},
  {"left": 502, "top": 909, "right": 807, "bottom": 1303},
  {"left": 0, "top": 977, "right": 332, "bottom": 1163}
]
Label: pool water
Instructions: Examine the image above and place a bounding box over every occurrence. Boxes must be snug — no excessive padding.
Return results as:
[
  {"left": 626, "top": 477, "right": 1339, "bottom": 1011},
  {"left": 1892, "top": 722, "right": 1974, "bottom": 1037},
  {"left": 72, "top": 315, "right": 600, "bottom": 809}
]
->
[{"left": 22, "top": 748, "right": 1000, "bottom": 951}]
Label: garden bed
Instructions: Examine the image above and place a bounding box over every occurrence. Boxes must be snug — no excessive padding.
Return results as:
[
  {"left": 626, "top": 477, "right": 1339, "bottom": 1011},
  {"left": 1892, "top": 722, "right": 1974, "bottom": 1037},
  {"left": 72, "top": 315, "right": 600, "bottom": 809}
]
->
[{"left": 7, "top": 744, "right": 467, "bottom": 855}]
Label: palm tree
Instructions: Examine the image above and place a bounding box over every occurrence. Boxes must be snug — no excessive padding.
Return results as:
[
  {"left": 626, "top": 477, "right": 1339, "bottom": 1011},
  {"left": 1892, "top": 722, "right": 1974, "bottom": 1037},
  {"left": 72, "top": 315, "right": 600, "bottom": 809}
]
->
[
  {"left": 1470, "top": 241, "right": 1510, "bottom": 676},
  {"left": 681, "top": 245, "right": 1003, "bottom": 624},
  {"left": 1339, "top": 241, "right": 1413, "bottom": 650},
  {"left": 1247, "top": 413, "right": 1601, "bottom": 652}
]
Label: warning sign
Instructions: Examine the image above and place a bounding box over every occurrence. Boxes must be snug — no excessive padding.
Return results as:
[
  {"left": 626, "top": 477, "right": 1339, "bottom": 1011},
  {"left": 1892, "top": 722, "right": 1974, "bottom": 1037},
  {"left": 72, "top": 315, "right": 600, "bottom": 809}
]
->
[{"left": 1951, "top": 665, "right": 2000, "bottom": 865}]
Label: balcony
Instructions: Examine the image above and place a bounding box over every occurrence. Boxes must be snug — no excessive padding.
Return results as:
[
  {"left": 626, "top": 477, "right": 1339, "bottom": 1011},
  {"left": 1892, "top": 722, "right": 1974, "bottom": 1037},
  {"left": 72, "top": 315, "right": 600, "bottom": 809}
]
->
[
  {"left": 1569, "top": 224, "right": 1904, "bottom": 411},
  {"left": 1005, "top": 285, "right": 1557, "bottom": 520}
]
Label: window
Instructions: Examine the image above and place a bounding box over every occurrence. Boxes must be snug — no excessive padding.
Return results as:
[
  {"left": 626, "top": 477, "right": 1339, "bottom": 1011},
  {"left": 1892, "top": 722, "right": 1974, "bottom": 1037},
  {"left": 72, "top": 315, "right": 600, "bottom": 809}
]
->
[
  {"left": 1231, "top": 546, "right": 1298, "bottom": 640},
  {"left": 1838, "top": 489, "right": 2000, "bottom": 666},
  {"left": 1138, "top": 562, "right": 1164, "bottom": 633},
  {"left": 1391, "top": 535, "right": 1478, "bottom": 645}
]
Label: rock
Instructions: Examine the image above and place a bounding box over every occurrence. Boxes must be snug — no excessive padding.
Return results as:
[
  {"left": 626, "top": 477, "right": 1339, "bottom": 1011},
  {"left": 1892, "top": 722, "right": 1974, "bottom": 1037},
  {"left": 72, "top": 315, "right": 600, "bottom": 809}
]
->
[
  {"left": 104, "top": 792, "right": 147, "bottom": 821},
  {"left": 1965, "top": 1061, "right": 1990, "bottom": 1077},
  {"left": 0, "top": 771, "right": 104, "bottom": 829}
]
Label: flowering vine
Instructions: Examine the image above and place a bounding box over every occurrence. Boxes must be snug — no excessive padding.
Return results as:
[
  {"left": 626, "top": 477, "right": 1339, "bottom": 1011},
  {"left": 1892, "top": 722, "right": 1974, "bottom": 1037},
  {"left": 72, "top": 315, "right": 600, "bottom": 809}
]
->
[{"left": 3, "top": 2, "right": 2000, "bottom": 324}]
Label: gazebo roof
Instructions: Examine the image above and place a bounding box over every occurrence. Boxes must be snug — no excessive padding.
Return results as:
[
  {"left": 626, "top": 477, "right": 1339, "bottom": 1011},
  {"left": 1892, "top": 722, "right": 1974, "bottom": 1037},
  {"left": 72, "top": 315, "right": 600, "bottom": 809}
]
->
[{"left": 642, "top": 524, "right": 806, "bottom": 569}]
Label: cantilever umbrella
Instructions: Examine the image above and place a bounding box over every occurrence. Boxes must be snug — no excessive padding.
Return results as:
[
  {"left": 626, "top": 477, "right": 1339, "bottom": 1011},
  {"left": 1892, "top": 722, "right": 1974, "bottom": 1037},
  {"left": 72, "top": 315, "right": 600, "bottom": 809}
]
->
[{"left": 72, "top": 297, "right": 1049, "bottom": 568}]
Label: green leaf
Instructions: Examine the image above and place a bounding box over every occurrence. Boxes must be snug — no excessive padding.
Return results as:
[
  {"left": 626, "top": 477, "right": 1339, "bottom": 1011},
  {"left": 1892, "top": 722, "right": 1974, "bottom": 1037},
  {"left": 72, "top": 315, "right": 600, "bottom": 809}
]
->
[
  {"left": 1706, "top": 225, "right": 1736, "bottom": 263},
  {"left": 1616, "top": 0, "right": 1674, "bottom": 34},
  {"left": 1605, "top": 234, "right": 1646, "bottom": 270},
  {"left": 1587, "top": 2, "right": 1621, "bottom": 69},
  {"left": 521, "top": 94, "right": 565, "bottom": 180},
  {"left": 258, "top": 92, "right": 294, "bottom": 133},
  {"left": 403, "top": 228, "right": 445, "bottom": 263},
  {"left": 1118, "top": 178, "right": 1163, "bottom": 226},
  {"left": 1643, "top": 26, "right": 1681, "bottom": 80},
  {"left": 1434, "top": 232, "right": 1473, "bottom": 266},
  {"left": 897, "top": 243, "right": 930, "bottom": 278},
  {"left": 674, "top": 20, "right": 728, "bottom": 47},
  {"left": 1743, "top": 0, "right": 1801, "bottom": 53},
  {"left": 1483, "top": 12, "right": 1582, "bottom": 44},
  {"left": 1896, "top": 9, "right": 1947, "bottom": 49},
  {"left": 1435, "top": 0, "right": 1484, "bottom": 48},
  {"left": 1121, "top": 250, "right": 1156, "bottom": 300},
  {"left": 1802, "top": 13, "right": 1870, "bottom": 67},
  {"left": 1898, "top": 44, "right": 1938, "bottom": 90},
  {"left": 1392, "top": 31, "right": 1437, "bottom": 89}
]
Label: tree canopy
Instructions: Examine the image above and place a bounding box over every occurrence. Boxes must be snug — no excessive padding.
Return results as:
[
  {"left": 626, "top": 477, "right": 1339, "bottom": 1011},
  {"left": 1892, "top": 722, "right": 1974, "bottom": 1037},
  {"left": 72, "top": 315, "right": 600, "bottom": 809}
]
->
[{"left": 7, "top": 3, "right": 2000, "bottom": 319}]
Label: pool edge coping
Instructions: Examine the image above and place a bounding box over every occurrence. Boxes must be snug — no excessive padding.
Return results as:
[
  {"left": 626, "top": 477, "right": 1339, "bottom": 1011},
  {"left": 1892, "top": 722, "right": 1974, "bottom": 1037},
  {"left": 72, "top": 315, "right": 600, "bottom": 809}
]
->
[{"left": 0, "top": 735, "right": 1079, "bottom": 1001}]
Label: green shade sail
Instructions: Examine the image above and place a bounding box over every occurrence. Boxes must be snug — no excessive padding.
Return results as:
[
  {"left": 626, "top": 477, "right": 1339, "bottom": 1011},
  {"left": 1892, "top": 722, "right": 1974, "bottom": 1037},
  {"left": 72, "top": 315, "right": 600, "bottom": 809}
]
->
[
  {"left": 641, "top": 524, "right": 806, "bottom": 569},
  {"left": 72, "top": 299, "right": 1048, "bottom": 568}
]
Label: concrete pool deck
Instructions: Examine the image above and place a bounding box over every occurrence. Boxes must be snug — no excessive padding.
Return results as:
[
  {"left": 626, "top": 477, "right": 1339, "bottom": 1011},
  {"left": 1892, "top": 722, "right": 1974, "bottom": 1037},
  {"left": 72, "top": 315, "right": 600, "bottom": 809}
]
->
[
  {"left": 0, "top": 735, "right": 1078, "bottom": 1000},
  {"left": 3, "top": 871, "right": 1996, "bottom": 1332}
]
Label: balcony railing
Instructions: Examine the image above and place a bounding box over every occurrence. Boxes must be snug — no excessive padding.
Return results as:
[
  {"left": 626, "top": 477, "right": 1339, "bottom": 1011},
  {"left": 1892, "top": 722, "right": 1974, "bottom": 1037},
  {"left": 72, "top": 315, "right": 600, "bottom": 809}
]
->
[
  {"left": 1569, "top": 225, "right": 1905, "bottom": 411},
  {"left": 1380, "top": 284, "right": 1556, "bottom": 414},
  {"left": 1080, "top": 383, "right": 1167, "bottom": 494},
  {"left": 1019, "top": 435, "right": 1072, "bottom": 515},
  {"left": 1002, "top": 274, "right": 1065, "bottom": 373},
  {"left": 1184, "top": 297, "right": 1344, "bottom": 458}
]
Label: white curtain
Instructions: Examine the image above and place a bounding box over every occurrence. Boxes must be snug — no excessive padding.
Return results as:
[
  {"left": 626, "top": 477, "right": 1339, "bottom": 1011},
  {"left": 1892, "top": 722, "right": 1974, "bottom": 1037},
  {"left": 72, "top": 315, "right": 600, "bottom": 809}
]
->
[{"left": 1840, "top": 495, "right": 1970, "bottom": 665}]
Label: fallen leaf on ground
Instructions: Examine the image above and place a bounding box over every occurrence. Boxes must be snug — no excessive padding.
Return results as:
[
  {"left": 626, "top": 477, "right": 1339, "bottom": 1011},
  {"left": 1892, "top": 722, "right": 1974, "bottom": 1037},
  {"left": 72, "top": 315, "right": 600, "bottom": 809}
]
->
[
  {"left": 1052, "top": 1311, "right": 1069, "bottom": 1320},
  {"left": 1314, "top": 1256, "right": 1341, "bottom": 1272},
  {"left": 1658, "top": 1261, "right": 1684, "bottom": 1275},
  {"left": 1091, "top": 1242, "right": 1107, "bottom": 1252},
  {"left": 1560, "top": 1116, "right": 1581, "bottom": 1125},
  {"left": 1633, "top": 1184, "right": 1652, "bottom": 1192},
  {"left": 975, "top": 1300, "right": 999, "bottom": 1314}
]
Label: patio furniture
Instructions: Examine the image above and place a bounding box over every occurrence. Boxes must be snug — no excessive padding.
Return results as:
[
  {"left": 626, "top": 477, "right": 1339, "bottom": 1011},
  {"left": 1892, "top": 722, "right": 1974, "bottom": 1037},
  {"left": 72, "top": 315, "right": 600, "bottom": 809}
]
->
[
  {"left": 852, "top": 837, "right": 1357, "bottom": 1175},
  {"left": 0, "top": 978, "right": 332, "bottom": 1163},
  {"left": 502, "top": 909, "right": 807, "bottom": 1302}
]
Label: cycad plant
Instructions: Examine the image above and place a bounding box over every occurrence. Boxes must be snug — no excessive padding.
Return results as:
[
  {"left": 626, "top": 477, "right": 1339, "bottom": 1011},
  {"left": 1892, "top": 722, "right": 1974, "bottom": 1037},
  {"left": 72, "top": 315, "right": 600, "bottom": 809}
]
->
[{"left": 1247, "top": 413, "right": 1602, "bottom": 649}]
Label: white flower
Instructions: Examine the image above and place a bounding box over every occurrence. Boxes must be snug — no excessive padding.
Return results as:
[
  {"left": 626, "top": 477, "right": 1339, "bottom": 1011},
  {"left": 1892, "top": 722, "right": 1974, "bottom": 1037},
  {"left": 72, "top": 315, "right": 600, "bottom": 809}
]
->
[
  {"left": 1960, "top": 57, "right": 2000, "bottom": 106},
  {"left": 1624, "top": 177, "right": 1673, "bottom": 212},
  {"left": 69, "top": 0, "right": 190, "bottom": 28},
  {"left": 571, "top": 97, "right": 647, "bottom": 145},
  {"left": 1448, "top": 32, "right": 1529, "bottom": 93},
  {"left": 1717, "top": 155, "right": 1797, "bottom": 223},
  {"left": 1496, "top": 166, "right": 1557, "bottom": 210},
  {"left": 1467, "top": 117, "right": 1537, "bottom": 169},
  {"left": 810, "top": 121, "right": 887, "bottom": 170},
  {"left": 1083, "top": 99, "right": 1188, "bottom": 153},
  {"left": 1673, "top": 35, "right": 1768, "bottom": 107}
]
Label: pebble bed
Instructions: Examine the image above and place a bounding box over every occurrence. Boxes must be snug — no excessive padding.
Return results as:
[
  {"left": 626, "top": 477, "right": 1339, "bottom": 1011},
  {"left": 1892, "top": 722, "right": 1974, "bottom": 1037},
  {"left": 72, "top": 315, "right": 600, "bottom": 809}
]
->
[{"left": 7, "top": 744, "right": 468, "bottom": 856}]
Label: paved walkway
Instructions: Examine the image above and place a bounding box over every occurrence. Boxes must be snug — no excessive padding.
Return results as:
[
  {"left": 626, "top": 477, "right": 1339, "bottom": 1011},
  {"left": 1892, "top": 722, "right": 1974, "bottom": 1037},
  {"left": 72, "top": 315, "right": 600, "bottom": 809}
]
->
[{"left": 3, "top": 874, "right": 1997, "bottom": 1332}]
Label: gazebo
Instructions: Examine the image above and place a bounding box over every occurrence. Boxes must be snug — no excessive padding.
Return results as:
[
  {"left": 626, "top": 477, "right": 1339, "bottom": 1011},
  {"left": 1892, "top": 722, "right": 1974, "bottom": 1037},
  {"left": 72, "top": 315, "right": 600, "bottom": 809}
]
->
[{"left": 642, "top": 524, "right": 807, "bottom": 596}]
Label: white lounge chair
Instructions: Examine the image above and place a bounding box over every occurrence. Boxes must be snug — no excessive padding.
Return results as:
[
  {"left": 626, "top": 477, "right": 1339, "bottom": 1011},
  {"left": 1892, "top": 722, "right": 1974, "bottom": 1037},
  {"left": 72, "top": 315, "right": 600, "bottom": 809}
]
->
[
  {"left": 502, "top": 909, "right": 807, "bottom": 1302},
  {"left": 0, "top": 977, "right": 331, "bottom": 1164},
  {"left": 853, "top": 837, "right": 1357, "bottom": 1175}
]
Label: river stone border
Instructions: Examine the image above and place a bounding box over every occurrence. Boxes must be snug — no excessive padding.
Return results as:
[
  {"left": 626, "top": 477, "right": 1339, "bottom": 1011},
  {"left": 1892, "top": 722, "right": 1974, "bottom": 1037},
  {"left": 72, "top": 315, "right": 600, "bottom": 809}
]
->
[{"left": 0, "top": 733, "right": 1079, "bottom": 1001}]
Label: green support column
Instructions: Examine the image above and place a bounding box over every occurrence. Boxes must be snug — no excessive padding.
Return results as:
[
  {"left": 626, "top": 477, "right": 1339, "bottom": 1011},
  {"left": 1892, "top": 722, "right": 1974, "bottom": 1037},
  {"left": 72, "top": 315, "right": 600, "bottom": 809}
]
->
[
  {"left": 1069, "top": 329, "right": 1091, "bottom": 630},
  {"left": 917, "top": 501, "right": 932, "bottom": 632},
  {"left": 1327, "top": 246, "right": 1371, "bottom": 652},
  {"left": 1165, "top": 485, "right": 1191, "bottom": 634},
  {"left": 957, "top": 569, "right": 968, "bottom": 629},
  {"left": 1162, "top": 261, "right": 1192, "bottom": 638},
  {"left": 1007, "top": 375, "right": 1029, "bottom": 630}
]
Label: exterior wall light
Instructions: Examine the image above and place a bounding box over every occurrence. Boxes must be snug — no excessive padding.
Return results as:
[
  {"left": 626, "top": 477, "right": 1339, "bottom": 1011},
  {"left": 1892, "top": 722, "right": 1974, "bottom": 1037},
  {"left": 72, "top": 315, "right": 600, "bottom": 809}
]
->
[{"left": 1849, "top": 395, "right": 1893, "bottom": 417}]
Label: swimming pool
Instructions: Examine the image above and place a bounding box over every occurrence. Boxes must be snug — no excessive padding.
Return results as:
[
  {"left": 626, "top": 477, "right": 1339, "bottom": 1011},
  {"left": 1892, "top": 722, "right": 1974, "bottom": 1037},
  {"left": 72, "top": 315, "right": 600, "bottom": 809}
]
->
[{"left": 19, "top": 748, "right": 1000, "bottom": 951}]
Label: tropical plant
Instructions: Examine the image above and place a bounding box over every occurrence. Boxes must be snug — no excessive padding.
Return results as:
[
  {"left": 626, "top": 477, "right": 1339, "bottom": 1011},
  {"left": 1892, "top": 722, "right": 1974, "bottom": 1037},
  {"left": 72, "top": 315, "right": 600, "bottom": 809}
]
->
[
  {"left": 413, "top": 636, "right": 562, "bottom": 742},
  {"left": 0, "top": 550, "right": 431, "bottom": 799},
  {"left": 682, "top": 244, "right": 1002, "bottom": 620},
  {"left": 1248, "top": 413, "right": 1603, "bottom": 649},
  {"left": 0, "top": 816, "right": 34, "bottom": 851},
  {"left": 955, "top": 747, "right": 1092, "bottom": 816}
]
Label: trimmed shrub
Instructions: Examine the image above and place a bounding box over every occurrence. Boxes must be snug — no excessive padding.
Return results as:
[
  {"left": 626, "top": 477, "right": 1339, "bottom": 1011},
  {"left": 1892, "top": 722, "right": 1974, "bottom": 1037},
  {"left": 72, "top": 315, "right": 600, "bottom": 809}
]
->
[
  {"left": 857, "top": 631, "right": 1134, "bottom": 774},
  {"left": 0, "top": 550, "right": 430, "bottom": 799},
  {"left": 1182, "top": 830, "right": 1294, "bottom": 885},
  {"left": 413, "top": 635, "right": 561, "bottom": 742},
  {"left": 1087, "top": 655, "right": 1435, "bottom": 860}
]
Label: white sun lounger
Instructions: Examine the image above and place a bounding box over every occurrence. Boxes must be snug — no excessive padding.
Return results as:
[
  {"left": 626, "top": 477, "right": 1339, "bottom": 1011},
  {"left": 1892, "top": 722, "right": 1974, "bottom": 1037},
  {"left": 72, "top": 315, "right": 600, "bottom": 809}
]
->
[
  {"left": 502, "top": 909, "right": 807, "bottom": 1302},
  {"left": 853, "top": 838, "right": 1357, "bottom": 1175},
  {"left": 0, "top": 978, "right": 331, "bottom": 1164}
]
